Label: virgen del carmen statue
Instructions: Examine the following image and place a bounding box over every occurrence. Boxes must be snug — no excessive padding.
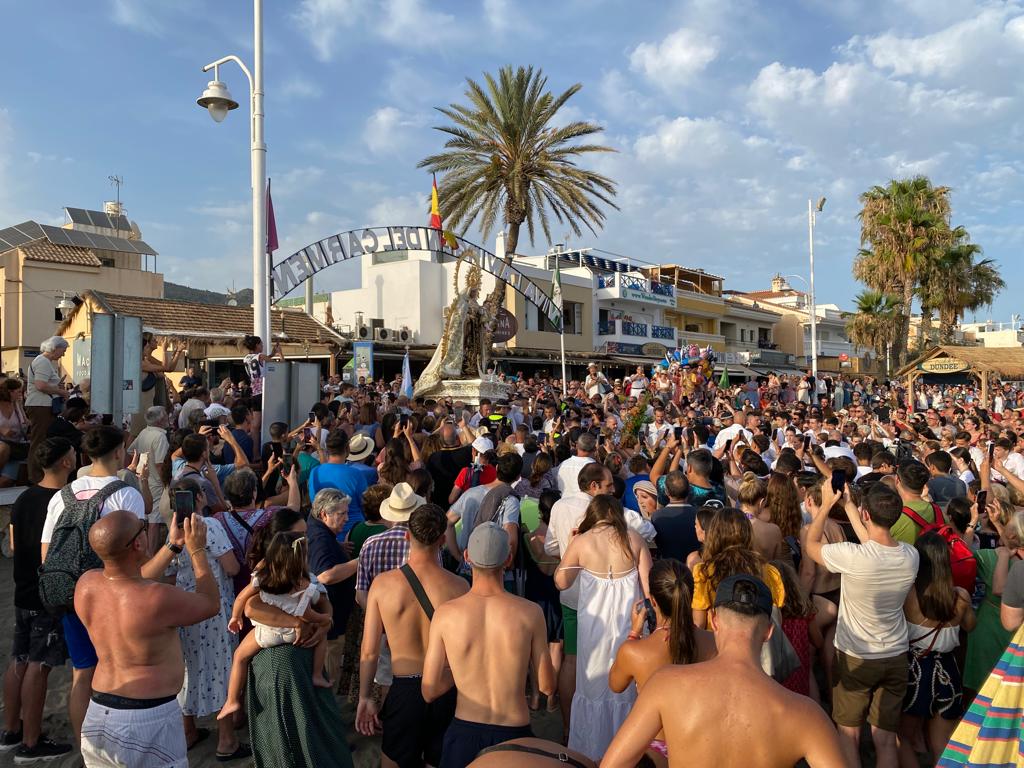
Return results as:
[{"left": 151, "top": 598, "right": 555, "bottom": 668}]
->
[{"left": 414, "top": 248, "right": 513, "bottom": 405}]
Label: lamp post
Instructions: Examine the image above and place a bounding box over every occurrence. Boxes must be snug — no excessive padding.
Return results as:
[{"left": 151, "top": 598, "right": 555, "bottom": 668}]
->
[
  {"left": 196, "top": 0, "right": 268, "bottom": 343},
  {"left": 807, "top": 197, "right": 825, "bottom": 379}
]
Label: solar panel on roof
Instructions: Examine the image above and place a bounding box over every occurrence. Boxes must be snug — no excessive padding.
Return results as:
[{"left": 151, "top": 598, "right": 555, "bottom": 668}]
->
[
  {"left": 0, "top": 223, "right": 44, "bottom": 251},
  {"left": 66, "top": 208, "right": 92, "bottom": 225},
  {"left": 37, "top": 223, "right": 156, "bottom": 255}
]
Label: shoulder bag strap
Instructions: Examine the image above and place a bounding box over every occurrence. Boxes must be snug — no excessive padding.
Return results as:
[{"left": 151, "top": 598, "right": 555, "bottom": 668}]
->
[
  {"left": 399, "top": 564, "right": 435, "bottom": 620},
  {"left": 931, "top": 502, "right": 945, "bottom": 526},
  {"left": 901, "top": 506, "right": 929, "bottom": 528}
]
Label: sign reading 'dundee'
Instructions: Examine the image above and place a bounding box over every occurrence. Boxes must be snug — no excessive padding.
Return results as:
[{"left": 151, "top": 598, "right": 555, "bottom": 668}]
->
[
  {"left": 270, "top": 226, "right": 563, "bottom": 332},
  {"left": 918, "top": 357, "right": 969, "bottom": 374}
]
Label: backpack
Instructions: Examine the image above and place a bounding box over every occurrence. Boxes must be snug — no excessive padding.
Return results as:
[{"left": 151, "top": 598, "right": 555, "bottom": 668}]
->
[
  {"left": 38, "top": 480, "right": 129, "bottom": 612},
  {"left": 901, "top": 503, "right": 978, "bottom": 593}
]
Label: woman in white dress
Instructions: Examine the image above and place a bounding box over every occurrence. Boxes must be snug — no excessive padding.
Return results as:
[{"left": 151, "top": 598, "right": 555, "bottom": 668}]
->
[
  {"left": 554, "top": 495, "right": 652, "bottom": 760},
  {"left": 170, "top": 478, "right": 248, "bottom": 760}
]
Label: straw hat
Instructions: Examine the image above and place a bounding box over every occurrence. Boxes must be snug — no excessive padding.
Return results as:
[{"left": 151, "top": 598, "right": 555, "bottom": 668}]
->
[
  {"left": 379, "top": 482, "right": 426, "bottom": 522},
  {"left": 347, "top": 433, "right": 374, "bottom": 462}
]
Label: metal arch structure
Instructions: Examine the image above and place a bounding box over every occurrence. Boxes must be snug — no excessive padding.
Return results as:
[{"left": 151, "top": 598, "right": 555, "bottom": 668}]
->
[{"left": 269, "top": 225, "right": 563, "bottom": 331}]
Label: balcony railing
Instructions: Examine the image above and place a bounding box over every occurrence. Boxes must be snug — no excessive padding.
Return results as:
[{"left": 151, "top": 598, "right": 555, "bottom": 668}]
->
[
  {"left": 597, "top": 320, "right": 615, "bottom": 336},
  {"left": 651, "top": 325, "right": 674, "bottom": 340},
  {"left": 597, "top": 272, "right": 675, "bottom": 299},
  {"left": 622, "top": 321, "right": 648, "bottom": 337},
  {"left": 757, "top": 339, "right": 778, "bottom": 350}
]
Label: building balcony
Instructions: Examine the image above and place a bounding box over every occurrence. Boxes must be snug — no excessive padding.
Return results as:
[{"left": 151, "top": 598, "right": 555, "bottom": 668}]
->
[
  {"left": 676, "top": 330, "right": 726, "bottom": 348},
  {"left": 595, "top": 273, "right": 675, "bottom": 308}
]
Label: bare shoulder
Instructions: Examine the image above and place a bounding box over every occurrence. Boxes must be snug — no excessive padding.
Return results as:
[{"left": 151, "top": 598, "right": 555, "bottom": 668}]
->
[{"left": 440, "top": 570, "right": 471, "bottom": 597}]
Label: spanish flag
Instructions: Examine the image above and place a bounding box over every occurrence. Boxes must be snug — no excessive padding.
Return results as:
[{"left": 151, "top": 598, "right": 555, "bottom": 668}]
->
[{"left": 429, "top": 175, "right": 458, "bottom": 249}]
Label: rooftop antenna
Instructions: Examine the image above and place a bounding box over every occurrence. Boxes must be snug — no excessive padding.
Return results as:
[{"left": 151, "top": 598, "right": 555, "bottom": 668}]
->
[{"left": 108, "top": 175, "right": 124, "bottom": 239}]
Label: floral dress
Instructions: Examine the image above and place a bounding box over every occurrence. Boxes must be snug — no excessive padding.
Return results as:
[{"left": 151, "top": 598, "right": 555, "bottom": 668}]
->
[{"left": 175, "top": 516, "right": 237, "bottom": 717}]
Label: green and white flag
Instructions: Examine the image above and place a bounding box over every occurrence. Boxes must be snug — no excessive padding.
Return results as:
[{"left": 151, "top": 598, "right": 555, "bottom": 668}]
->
[{"left": 551, "top": 256, "right": 563, "bottom": 327}]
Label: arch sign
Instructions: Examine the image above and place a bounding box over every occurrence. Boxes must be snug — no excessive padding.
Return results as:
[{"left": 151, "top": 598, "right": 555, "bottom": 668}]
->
[{"left": 271, "top": 225, "right": 563, "bottom": 331}]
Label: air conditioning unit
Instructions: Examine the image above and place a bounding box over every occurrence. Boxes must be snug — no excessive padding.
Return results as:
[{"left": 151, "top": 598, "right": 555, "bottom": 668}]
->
[
  {"left": 397, "top": 326, "right": 412, "bottom": 343},
  {"left": 356, "top": 322, "right": 372, "bottom": 340},
  {"left": 374, "top": 327, "right": 394, "bottom": 342}
]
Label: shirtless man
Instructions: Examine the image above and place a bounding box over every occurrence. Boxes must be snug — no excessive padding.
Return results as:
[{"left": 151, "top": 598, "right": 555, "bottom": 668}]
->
[
  {"left": 75, "top": 511, "right": 220, "bottom": 768},
  {"left": 423, "top": 522, "right": 555, "bottom": 768},
  {"left": 356, "top": 504, "right": 469, "bottom": 768},
  {"left": 601, "top": 574, "right": 849, "bottom": 768}
]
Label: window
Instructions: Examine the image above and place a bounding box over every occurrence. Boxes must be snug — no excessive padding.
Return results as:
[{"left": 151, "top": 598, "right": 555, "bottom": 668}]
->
[
  {"left": 685, "top": 323, "right": 700, "bottom": 333},
  {"left": 527, "top": 300, "right": 582, "bottom": 334},
  {"left": 99, "top": 257, "right": 115, "bottom": 268}
]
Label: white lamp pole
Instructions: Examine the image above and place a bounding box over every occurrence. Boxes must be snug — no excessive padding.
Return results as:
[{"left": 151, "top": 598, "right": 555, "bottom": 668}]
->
[
  {"left": 197, "top": 0, "right": 268, "bottom": 343},
  {"left": 807, "top": 197, "right": 825, "bottom": 379}
]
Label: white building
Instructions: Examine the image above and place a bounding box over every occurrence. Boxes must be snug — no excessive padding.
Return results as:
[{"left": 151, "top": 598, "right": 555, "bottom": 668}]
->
[{"left": 960, "top": 320, "right": 1024, "bottom": 348}]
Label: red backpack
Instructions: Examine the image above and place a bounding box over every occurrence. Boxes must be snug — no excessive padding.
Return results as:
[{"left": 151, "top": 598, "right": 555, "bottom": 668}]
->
[{"left": 901, "top": 503, "right": 978, "bottom": 593}]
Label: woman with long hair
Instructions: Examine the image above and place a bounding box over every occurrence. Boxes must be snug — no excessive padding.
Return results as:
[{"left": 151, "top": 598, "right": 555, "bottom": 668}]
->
[
  {"left": 608, "top": 558, "right": 716, "bottom": 760},
  {"left": 737, "top": 472, "right": 783, "bottom": 561},
  {"left": 515, "top": 451, "right": 557, "bottom": 499},
  {"left": 772, "top": 560, "right": 820, "bottom": 699},
  {"left": 554, "top": 494, "right": 652, "bottom": 760},
  {"left": 766, "top": 472, "right": 803, "bottom": 563},
  {"left": 377, "top": 437, "right": 412, "bottom": 486},
  {"left": 898, "top": 531, "right": 976, "bottom": 766},
  {"left": 690, "top": 508, "right": 785, "bottom": 630}
]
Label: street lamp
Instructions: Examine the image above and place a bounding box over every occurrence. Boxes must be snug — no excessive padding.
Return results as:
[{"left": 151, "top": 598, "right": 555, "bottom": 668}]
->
[
  {"left": 195, "top": 0, "right": 269, "bottom": 344},
  {"left": 807, "top": 197, "right": 825, "bottom": 379}
]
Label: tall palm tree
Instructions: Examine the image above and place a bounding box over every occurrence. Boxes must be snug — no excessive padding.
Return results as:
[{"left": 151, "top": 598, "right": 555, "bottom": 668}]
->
[
  {"left": 925, "top": 237, "right": 1005, "bottom": 344},
  {"left": 854, "top": 176, "right": 952, "bottom": 367},
  {"left": 418, "top": 65, "right": 618, "bottom": 261},
  {"left": 844, "top": 290, "right": 901, "bottom": 374}
]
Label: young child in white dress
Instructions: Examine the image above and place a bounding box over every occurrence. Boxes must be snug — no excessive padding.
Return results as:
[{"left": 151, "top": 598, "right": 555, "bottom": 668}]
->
[{"left": 219, "top": 531, "right": 332, "bottom": 719}]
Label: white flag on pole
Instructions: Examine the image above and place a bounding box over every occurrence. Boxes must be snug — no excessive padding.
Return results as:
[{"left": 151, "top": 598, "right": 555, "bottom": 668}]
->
[
  {"left": 401, "top": 349, "right": 414, "bottom": 398},
  {"left": 551, "top": 255, "right": 563, "bottom": 323}
]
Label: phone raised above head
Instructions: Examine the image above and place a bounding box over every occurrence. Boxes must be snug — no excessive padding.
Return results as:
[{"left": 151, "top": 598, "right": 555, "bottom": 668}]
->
[
  {"left": 173, "top": 489, "right": 195, "bottom": 528},
  {"left": 803, "top": 434, "right": 812, "bottom": 451},
  {"left": 830, "top": 469, "right": 847, "bottom": 494}
]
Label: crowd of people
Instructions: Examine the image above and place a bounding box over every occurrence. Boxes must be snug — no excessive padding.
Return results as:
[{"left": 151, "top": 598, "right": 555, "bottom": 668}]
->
[{"left": 6, "top": 336, "right": 1024, "bottom": 767}]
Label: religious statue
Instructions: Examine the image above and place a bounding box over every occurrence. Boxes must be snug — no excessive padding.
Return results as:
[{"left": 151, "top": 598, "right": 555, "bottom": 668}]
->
[{"left": 414, "top": 251, "right": 506, "bottom": 400}]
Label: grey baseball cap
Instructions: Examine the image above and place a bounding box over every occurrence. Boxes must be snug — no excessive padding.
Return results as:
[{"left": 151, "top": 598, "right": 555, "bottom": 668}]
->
[{"left": 467, "top": 521, "right": 510, "bottom": 568}]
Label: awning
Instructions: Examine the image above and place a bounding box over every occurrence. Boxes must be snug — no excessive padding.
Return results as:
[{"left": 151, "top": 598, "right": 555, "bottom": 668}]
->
[{"left": 715, "top": 364, "right": 759, "bottom": 378}]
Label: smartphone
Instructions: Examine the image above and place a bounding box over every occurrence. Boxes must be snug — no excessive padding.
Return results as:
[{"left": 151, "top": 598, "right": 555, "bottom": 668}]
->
[
  {"left": 271, "top": 442, "right": 284, "bottom": 459},
  {"left": 674, "top": 426, "right": 684, "bottom": 440},
  {"left": 137, "top": 452, "right": 149, "bottom": 475},
  {"left": 803, "top": 434, "right": 812, "bottom": 451},
  {"left": 642, "top": 597, "right": 657, "bottom": 634},
  {"left": 308, "top": 410, "right": 316, "bottom": 423},
  {"left": 831, "top": 469, "right": 847, "bottom": 494},
  {"left": 724, "top": 438, "right": 733, "bottom": 453},
  {"left": 989, "top": 441, "right": 995, "bottom": 460},
  {"left": 281, "top": 455, "right": 294, "bottom": 475},
  {"left": 976, "top": 490, "right": 988, "bottom": 516},
  {"left": 173, "top": 489, "right": 195, "bottom": 528},
  {"left": 304, "top": 427, "right": 314, "bottom": 441}
]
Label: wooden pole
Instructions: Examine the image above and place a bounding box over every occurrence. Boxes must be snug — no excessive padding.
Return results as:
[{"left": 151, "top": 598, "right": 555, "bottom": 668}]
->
[{"left": 981, "top": 369, "right": 989, "bottom": 410}]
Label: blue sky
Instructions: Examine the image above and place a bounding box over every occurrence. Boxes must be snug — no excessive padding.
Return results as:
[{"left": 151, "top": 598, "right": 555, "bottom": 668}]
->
[{"left": 1, "top": 0, "right": 1022, "bottom": 322}]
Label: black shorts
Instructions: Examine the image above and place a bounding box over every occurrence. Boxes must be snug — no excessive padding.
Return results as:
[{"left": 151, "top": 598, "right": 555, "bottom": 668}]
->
[
  {"left": 12, "top": 608, "right": 67, "bottom": 668},
  {"left": 382, "top": 676, "right": 457, "bottom": 768},
  {"left": 439, "top": 718, "right": 533, "bottom": 768}
]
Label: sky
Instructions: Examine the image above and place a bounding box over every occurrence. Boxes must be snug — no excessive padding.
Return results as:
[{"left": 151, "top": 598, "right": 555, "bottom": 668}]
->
[{"left": 0, "top": 0, "right": 1022, "bottom": 323}]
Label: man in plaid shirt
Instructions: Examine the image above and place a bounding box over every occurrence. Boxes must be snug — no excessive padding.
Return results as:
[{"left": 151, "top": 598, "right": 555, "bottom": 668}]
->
[{"left": 355, "top": 483, "right": 428, "bottom": 606}]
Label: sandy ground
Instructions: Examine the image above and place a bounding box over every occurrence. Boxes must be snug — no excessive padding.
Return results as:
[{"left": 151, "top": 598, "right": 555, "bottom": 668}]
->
[{"left": 0, "top": 554, "right": 563, "bottom": 768}]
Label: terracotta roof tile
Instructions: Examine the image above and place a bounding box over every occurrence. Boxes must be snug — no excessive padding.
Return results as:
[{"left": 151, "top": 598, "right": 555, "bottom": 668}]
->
[
  {"left": 22, "top": 239, "right": 102, "bottom": 267},
  {"left": 71, "top": 291, "right": 342, "bottom": 345}
]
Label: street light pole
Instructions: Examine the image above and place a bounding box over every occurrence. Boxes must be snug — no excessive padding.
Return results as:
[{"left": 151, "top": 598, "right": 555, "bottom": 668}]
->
[
  {"left": 197, "top": 0, "right": 268, "bottom": 343},
  {"left": 807, "top": 197, "right": 825, "bottom": 380}
]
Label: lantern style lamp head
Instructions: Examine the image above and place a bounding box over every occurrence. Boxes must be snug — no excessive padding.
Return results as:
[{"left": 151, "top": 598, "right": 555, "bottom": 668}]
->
[{"left": 196, "top": 80, "right": 239, "bottom": 123}]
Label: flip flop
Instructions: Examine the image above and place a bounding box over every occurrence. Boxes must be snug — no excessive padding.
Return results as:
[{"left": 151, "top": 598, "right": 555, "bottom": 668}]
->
[
  {"left": 216, "top": 744, "right": 253, "bottom": 762},
  {"left": 186, "top": 728, "right": 210, "bottom": 751}
]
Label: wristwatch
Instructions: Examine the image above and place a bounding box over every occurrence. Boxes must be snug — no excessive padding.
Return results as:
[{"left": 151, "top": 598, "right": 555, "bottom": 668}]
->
[{"left": 166, "top": 542, "right": 183, "bottom": 554}]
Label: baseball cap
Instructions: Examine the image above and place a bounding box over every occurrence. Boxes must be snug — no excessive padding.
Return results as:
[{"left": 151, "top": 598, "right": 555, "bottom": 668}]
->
[
  {"left": 472, "top": 436, "right": 494, "bottom": 453},
  {"left": 467, "top": 521, "right": 510, "bottom": 568},
  {"left": 713, "top": 573, "right": 773, "bottom": 617}
]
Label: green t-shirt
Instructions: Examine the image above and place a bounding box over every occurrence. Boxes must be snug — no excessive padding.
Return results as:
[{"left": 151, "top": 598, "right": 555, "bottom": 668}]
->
[
  {"left": 296, "top": 451, "right": 321, "bottom": 488},
  {"left": 891, "top": 499, "right": 936, "bottom": 545},
  {"left": 348, "top": 521, "right": 388, "bottom": 556}
]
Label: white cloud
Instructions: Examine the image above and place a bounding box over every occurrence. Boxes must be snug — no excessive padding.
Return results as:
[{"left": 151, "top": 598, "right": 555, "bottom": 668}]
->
[
  {"left": 366, "top": 194, "right": 425, "bottom": 227},
  {"left": 378, "top": 0, "right": 457, "bottom": 44},
  {"left": 292, "top": 0, "right": 365, "bottom": 61},
  {"left": 628, "top": 27, "right": 719, "bottom": 88},
  {"left": 271, "top": 166, "right": 326, "bottom": 197},
  {"left": 483, "top": 0, "right": 511, "bottom": 32},
  {"left": 280, "top": 77, "right": 323, "bottom": 101},
  {"left": 362, "top": 107, "right": 423, "bottom": 155},
  {"left": 109, "top": 0, "right": 164, "bottom": 34}
]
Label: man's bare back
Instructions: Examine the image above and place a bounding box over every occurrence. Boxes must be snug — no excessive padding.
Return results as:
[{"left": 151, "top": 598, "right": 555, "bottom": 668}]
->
[
  {"left": 428, "top": 589, "right": 549, "bottom": 726},
  {"left": 371, "top": 562, "right": 468, "bottom": 676},
  {"left": 648, "top": 659, "right": 846, "bottom": 767},
  {"left": 75, "top": 574, "right": 191, "bottom": 699}
]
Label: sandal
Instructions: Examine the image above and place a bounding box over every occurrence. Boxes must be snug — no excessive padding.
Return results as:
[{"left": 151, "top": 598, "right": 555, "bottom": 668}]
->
[{"left": 216, "top": 744, "right": 252, "bottom": 762}]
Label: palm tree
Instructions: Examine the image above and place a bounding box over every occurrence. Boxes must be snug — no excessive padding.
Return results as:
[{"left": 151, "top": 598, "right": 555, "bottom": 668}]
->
[
  {"left": 418, "top": 65, "right": 618, "bottom": 260},
  {"left": 854, "top": 176, "right": 952, "bottom": 367},
  {"left": 844, "top": 290, "right": 901, "bottom": 374},
  {"left": 925, "top": 236, "right": 1005, "bottom": 344}
]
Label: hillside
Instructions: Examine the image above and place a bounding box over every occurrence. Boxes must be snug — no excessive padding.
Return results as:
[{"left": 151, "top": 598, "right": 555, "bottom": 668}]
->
[{"left": 164, "top": 282, "right": 253, "bottom": 306}]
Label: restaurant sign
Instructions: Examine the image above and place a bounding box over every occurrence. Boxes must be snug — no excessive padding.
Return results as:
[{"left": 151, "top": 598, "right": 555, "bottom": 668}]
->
[{"left": 918, "top": 357, "right": 969, "bottom": 374}]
